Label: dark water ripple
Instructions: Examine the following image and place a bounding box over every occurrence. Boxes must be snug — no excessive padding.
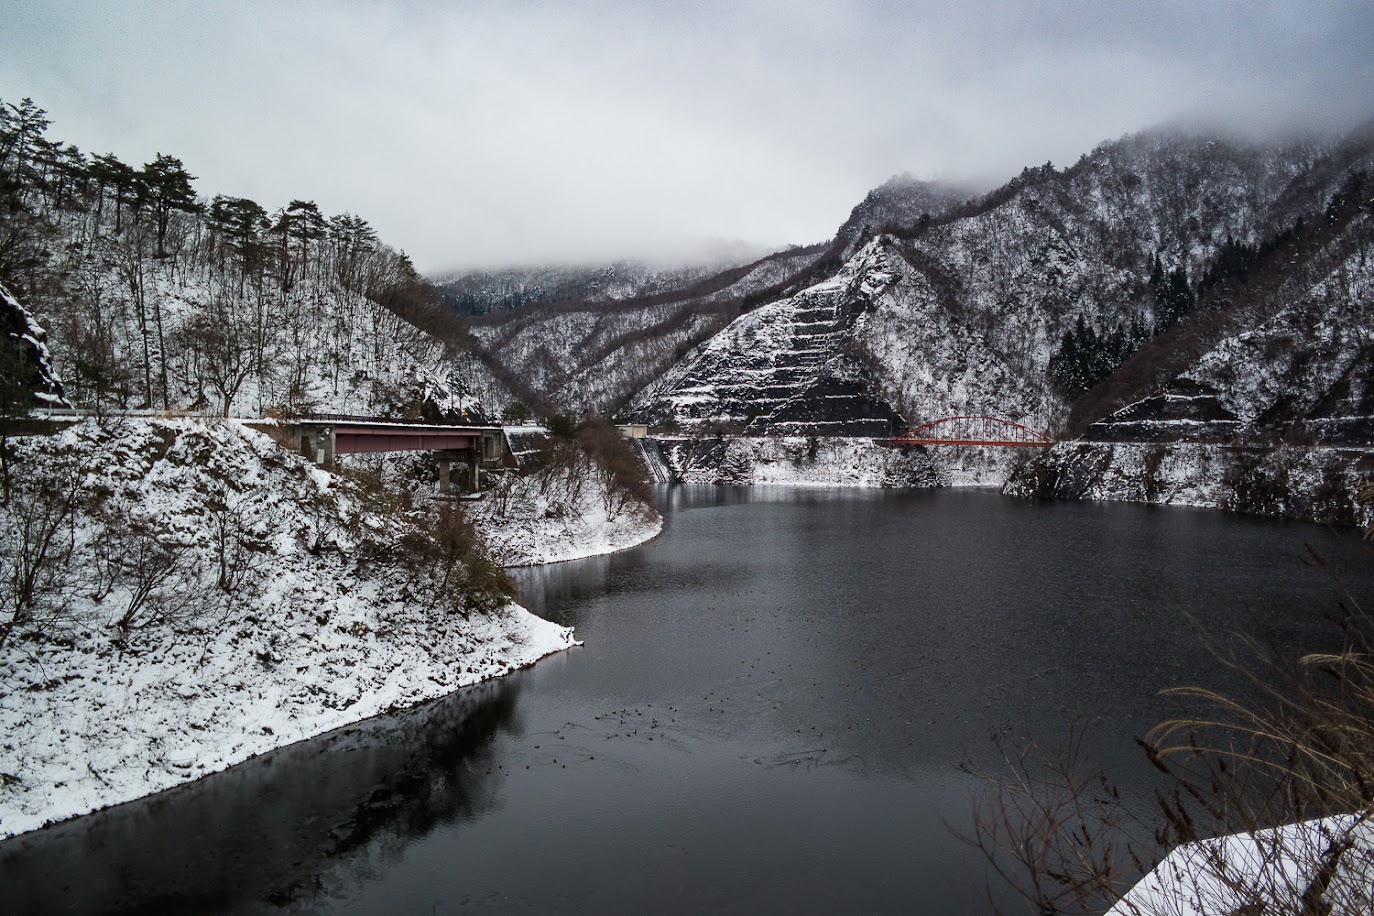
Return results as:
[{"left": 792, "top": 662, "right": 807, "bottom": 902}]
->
[{"left": 3, "top": 487, "right": 1371, "bottom": 914}]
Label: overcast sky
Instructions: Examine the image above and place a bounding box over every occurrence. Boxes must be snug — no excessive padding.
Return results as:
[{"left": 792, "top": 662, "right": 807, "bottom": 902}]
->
[{"left": 4, "top": 1, "right": 1372, "bottom": 275}]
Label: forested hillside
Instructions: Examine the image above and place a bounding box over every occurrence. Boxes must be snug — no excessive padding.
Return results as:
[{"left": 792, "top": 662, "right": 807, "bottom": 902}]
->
[
  {"left": 629, "top": 128, "right": 1368, "bottom": 435},
  {"left": 453, "top": 242, "right": 839, "bottom": 416},
  {"left": 0, "top": 96, "right": 487, "bottom": 421},
  {"left": 613, "top": 123, "right": 1374, "bottom": 520}
]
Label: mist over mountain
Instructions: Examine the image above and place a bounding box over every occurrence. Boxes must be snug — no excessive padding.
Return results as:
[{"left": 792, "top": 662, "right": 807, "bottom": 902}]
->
[
  {"left": 458, "top": 117, "right": 1372, "bottom": 521},
  {"left": 436, "top": 240, "right": 773, "bottom": 317}
]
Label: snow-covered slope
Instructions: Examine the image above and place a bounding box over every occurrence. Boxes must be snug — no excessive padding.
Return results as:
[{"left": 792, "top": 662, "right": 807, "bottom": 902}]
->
[
  {"left": 1081, "top": 168, "right": 1374, "bottom": 445},
  {"left": 0, "top": 419, "right": 575, "bottom": 839},
  {"left": 467, "top": 467, "right": 662, "bottom": 566},
  {"left": 628, "top": 240, "right": 909, "bottom": 435},
  {"left": 33, "top": 235, "right": 489, "bottom": 420},
  {"left": 833, "top": 174, "right": 976, "bottom": 247},
  {"left": 460, "top": 244, "right": 835, "bottom": 415},
  {"left": 1109, "top": 815, "right": 1374, "bottom": 916},
  {"left": 620, "top": 125, "right": 1374, "bottom": 518}
]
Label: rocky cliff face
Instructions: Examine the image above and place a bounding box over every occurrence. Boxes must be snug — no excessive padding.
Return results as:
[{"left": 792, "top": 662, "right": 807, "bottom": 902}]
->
[
  {"left": 1, "top": 283, "right": 66, "bottom": 409},
  {"left": 1006, "top": 441, "right": 1373, "bottom": 528}
]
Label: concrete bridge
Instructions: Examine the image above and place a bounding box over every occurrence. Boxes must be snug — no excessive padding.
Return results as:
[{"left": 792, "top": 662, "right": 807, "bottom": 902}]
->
[{"left": 291, "top": 416, "right": 507, "bottom": 493}]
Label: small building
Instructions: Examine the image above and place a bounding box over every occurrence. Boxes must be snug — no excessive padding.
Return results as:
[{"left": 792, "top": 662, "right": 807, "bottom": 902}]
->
[{"left": 615, "top": 424, "right": 648, "bottom": 439}]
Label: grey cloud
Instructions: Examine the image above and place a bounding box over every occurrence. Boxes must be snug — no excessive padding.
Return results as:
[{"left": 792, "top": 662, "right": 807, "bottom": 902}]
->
[{"left": 3, "top": 0, "right": 1371, "bottom": 273}]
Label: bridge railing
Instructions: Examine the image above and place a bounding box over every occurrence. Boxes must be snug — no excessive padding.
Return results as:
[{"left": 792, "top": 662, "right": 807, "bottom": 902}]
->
[{"left": 887, "top": 415, "right": 1053, "bottom": 447}]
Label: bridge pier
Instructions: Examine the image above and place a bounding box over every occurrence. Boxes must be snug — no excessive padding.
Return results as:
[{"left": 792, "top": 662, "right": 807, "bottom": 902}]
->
[
  {"left": 436, "top": 446, "right": 483, "bottom": 495},
  {"left": 300, "top": 427, "right": 336, "bottom": 471},
  {"left": 438, "top": 454, "right": 452, "bottom": 493}
]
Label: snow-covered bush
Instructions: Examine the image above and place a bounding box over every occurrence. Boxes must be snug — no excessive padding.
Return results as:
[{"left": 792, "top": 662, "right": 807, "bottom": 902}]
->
[{"left": 0, "top": 448, "right": 85, "bottom": 648}]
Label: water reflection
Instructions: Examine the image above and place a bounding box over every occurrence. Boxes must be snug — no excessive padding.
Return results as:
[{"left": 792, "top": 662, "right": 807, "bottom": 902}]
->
[
  {"left": 0, "top": 679, "right": 523, "bottom": 914},
  {"left": 3, "top": 489, "right": 1371, "bottom": 914}
]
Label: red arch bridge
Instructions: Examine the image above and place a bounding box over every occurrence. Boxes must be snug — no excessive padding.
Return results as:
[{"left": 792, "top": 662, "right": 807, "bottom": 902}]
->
[{"left": 885, "top": 416, "right": 1053, "bottom": 447}]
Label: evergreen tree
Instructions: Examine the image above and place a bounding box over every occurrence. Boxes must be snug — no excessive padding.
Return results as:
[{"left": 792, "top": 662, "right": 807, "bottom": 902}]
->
[
  {"left": 1148, "top": 254, "right": 1193, "bottom": 332},
  {"left": 273, "top": 199, "right": 327, "bottom": 289},
  {"left": 0, "top": 98, "right": 51, "bottom": 183},
  {"left": 89, "top": 152, "right": 138, "bottom": 231},
  {"left": 138, "top": 153, "right": 199, "bottom": 257}
]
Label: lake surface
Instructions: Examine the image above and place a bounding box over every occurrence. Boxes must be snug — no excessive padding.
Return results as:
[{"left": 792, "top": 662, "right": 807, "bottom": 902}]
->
[{"left": 5, "top": 488, "right": 1373, "bottom": 914}]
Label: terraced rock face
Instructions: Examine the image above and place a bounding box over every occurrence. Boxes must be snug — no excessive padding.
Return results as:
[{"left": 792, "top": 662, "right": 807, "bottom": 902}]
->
[
  {"left": 627, "top": 242, "right": 906, "bottom": 436},
  {"left": 631, "top": 128, "right": 1374, "bottom": 451}
]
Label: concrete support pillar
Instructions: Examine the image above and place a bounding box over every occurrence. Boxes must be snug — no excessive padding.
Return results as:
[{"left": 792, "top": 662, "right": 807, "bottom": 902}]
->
[
  {"left": 438, "top": 454, "right": 452, "bottom": 494},
  {"left": 320, "top": 428, "right": 335, "bottom": 471},
  {"left": 299, "top": 429, "right": 335, "bottom": 470},
  {"left": 466, "top": 445, "right": 481, "bottom": 493}
]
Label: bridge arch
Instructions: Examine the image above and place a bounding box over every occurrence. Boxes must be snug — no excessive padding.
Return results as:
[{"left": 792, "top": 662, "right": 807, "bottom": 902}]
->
[{"left": 889, "top": 416, "right": 1053, "bottom": 447}]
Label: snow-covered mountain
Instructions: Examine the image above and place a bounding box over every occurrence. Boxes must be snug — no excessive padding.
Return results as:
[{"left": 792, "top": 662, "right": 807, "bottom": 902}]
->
[
  {"left": 437, "top": 241, "right": 771, "bottom": 315},
  {"left": 458, "top": 243, "right": 836, "bottom": 415},
  {"left": 611, "top": 123, "right": 1374, "bottom": 519},
  {"left": 833, "top": 174, "right": 977, "bottom": 247},
  {"left": 1077, "top": 164, "right": 1374, "bottom": 445},
  {"left": 628, "top": 125, "right": 1373, "bottom": 438}
]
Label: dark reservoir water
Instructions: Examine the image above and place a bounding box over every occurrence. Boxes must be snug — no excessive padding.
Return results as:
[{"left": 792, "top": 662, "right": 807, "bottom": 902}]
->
[{"left": 5, "top": 488, "right": 1374, "bottom": 914}]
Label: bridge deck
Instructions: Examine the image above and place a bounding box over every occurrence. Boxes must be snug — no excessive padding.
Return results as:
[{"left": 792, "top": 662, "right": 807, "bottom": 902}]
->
[{"left": 294, "top": 419, "right": 501, "bottom": 456}]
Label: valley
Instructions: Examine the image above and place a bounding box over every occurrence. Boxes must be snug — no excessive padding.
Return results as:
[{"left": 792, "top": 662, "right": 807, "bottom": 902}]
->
[{"left": 3, "top": 76, "right": 1374, "bottom": 915}]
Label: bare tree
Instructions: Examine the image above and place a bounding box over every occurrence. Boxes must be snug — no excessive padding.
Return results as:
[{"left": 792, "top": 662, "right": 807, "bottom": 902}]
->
[
  {"left": 107, "top": 522, "right": 196, "bottom": 634},
  {"left": 0, "top": 451, "right": 84, "bottom": 648},
  {"left": 181, "top": 291, "right": 263, "bottom": 417},
  {"left": 205, "top": 490, "right": 268, "bottom": 594},
  {"left": 969, "top": 564, "right": 1374, "bottom": 915}
]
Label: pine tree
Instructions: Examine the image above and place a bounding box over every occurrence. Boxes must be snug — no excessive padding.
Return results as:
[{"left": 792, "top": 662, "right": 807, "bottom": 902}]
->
[{"left": 138, "top": 153, "right": 199, "bottom": 258}]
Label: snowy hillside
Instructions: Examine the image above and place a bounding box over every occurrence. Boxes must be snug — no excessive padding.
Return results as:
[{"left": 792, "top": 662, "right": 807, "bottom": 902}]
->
[
  {"left": 459, "top": 243, "right": 835, "bottom": 415},
  {"left": 27, "top": 230, "right": 488, "bottom": 420},
  {"left": 0, "top": 97, "right": 502, "bottom": 424},
  {"left": 626, "top": 233, "right": 1061, "bottom": 437},
  {"left": 617, "top": 124, "right": 1374, "bottom": 522},
  {"left": 0, "top": 418, "right": 576, "bottom": 839},
  {"left": 1080, "top": 167, "right": 1374, "bottom": 445}
]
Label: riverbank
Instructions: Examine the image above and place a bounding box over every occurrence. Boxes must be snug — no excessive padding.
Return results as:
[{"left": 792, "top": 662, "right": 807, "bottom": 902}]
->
[
  {"left": 640, "top": 434, "right": 1374, "bottom": 529},
  {"left": 655, "top": 435, "right": 1020, "bottom": 487},
  {"left": 0, "top": 418, "right": 579, "bottom": 840},
  {"left": 1006, "top": 440, "right": 1374, "bottom": 529},
  {"left": 469, "top": 480, "right": 662, "bottom": 567}
]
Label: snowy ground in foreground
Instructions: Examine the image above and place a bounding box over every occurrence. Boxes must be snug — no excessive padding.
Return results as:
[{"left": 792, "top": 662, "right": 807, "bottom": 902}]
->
[
  {"left": 1109, "top": 815, "right": 1374, "bottom": 915},
  {"left": 0, "top": 419, "right": 577, "bottom": 841}
]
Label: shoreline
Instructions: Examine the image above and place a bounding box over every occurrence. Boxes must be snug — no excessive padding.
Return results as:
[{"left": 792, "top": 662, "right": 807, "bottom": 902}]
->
[{"left": 0, "top": 418, "right": 662, "bottom": 842}]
